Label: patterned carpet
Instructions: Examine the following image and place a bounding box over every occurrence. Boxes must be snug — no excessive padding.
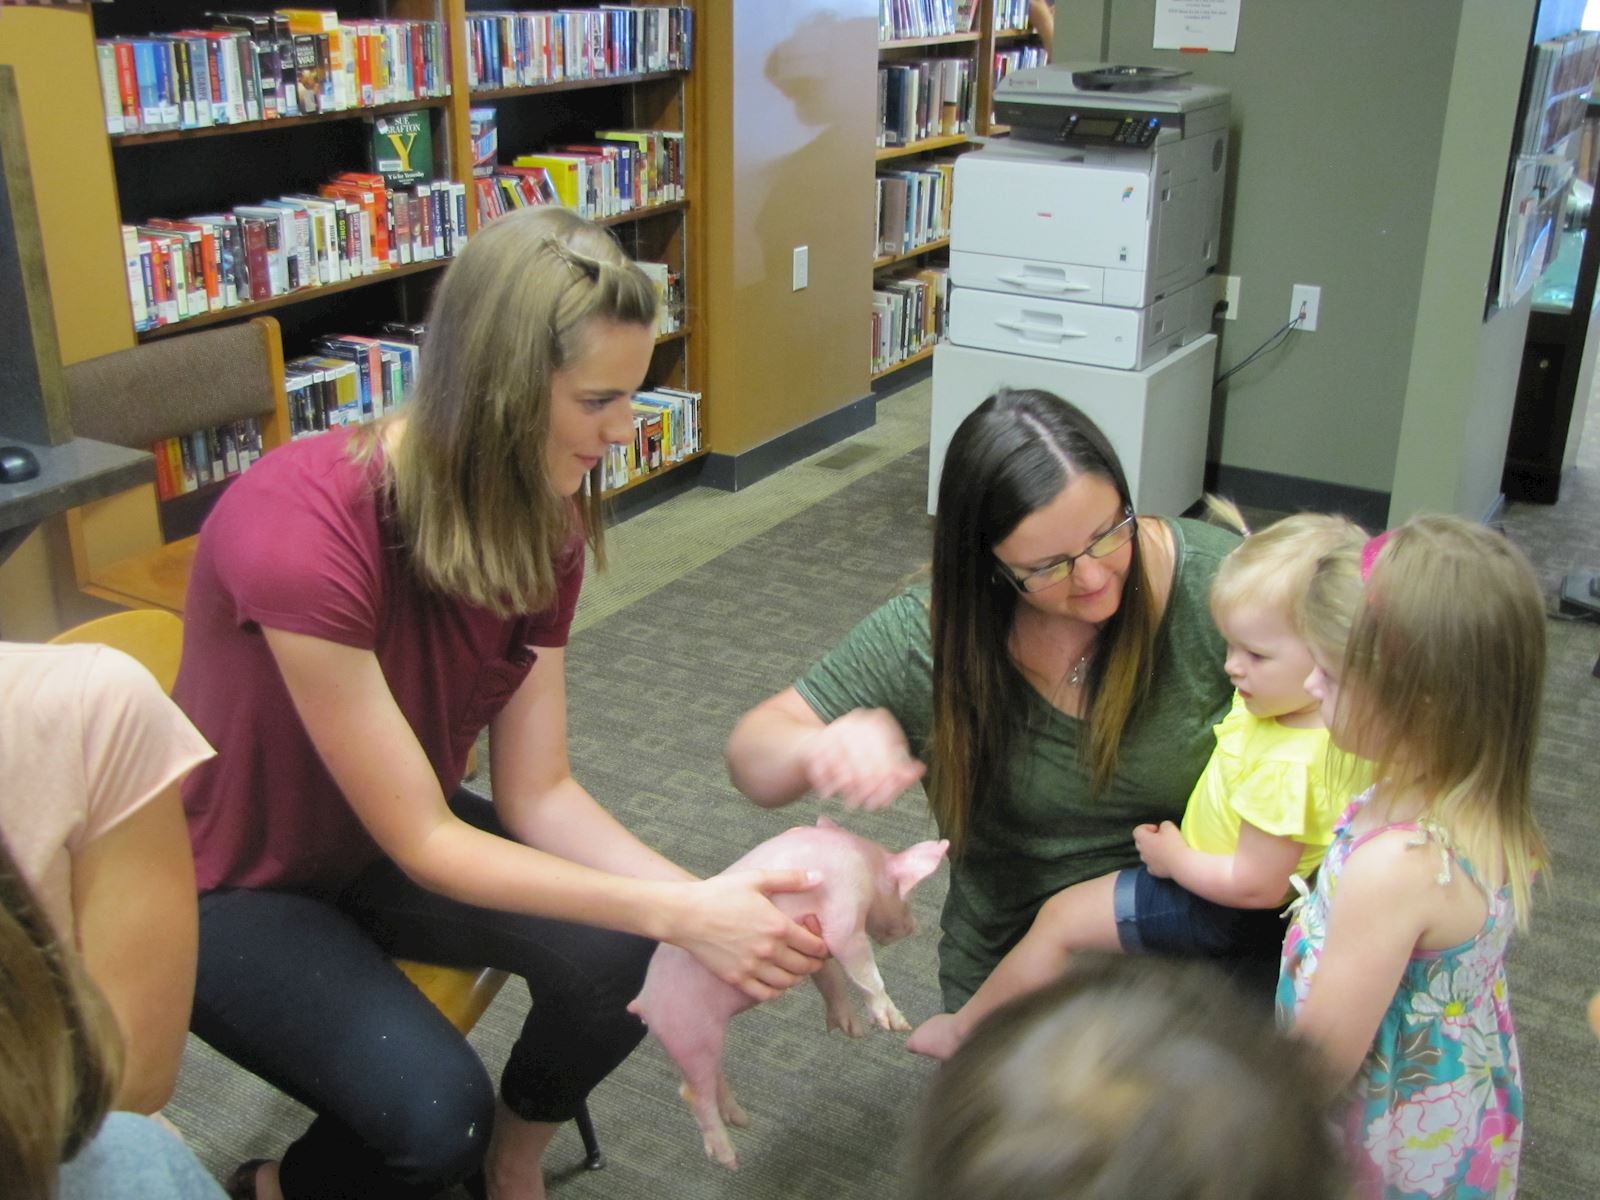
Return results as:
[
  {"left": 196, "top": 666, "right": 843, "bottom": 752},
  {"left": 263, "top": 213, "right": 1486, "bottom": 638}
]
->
[{"left": 166, "top": 380, "right": 1600, "bottom": 1198}]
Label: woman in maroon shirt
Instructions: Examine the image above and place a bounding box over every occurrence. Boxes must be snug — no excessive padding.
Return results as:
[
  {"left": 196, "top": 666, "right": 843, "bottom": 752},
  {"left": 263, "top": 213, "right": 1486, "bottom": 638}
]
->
[{"left": 176, "top": 207, "right": 828, "bottom": 1200}]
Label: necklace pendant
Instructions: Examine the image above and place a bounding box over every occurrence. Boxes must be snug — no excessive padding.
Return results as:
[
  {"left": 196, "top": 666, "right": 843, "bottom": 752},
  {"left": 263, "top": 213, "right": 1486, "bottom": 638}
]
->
[{"left": 1068, "top": 653, "right": 1089, "bottom": 688}]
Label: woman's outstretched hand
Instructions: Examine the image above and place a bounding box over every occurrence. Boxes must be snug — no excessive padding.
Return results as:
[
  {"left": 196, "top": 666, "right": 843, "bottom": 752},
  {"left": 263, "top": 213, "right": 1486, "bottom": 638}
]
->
[
  {"left": 669, "top": 870, "right": 830, "bottom": 1002},
  {"left": 803, "top": 708, "right": 925, "bottom": 811}
]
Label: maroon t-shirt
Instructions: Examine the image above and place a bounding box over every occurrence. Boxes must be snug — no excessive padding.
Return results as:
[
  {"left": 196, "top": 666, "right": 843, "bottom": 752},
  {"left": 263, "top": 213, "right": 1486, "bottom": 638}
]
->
[{"left": 175, "top": 427, "right": 583, "bottom": 893}]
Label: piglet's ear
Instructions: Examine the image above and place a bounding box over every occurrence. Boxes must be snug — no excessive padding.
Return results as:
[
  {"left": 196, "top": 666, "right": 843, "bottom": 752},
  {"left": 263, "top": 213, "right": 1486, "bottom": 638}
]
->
[
  {"left": 889, "top": 839, "right": 949, "bottom": 898},
  {"left": 815, "top": 815, "right": 842, "bottom": 831}
]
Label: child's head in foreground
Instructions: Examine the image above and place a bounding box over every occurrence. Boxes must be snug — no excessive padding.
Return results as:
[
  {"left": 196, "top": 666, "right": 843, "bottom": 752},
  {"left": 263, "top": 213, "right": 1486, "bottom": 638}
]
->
[
  {"left": 903, "top": 953, "right": 1349, "bottom": 1200},
  {"left": 1208, "top": 510, "right": 1367, "bottom": 726}
]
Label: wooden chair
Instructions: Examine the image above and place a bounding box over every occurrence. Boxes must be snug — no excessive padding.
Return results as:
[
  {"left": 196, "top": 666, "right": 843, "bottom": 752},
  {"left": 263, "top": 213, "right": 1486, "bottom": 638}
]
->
[
  {"left": 48, "top": 610, "right": 605, "bottom": 1170},
  {"left": 62, "top": 317, "right": 289, "bottom": 614}
]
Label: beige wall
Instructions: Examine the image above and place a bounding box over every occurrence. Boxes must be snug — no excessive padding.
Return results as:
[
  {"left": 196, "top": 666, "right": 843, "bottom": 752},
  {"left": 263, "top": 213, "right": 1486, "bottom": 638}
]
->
[
  {"left": 700, "top": 1, "right": 877, "bottom": 456},
  {"left": 0, "top": 6, "right": 132, "bottom": 639},
  {"left": 1064, "top": 1, "right": 1539, "bottom": 520}
]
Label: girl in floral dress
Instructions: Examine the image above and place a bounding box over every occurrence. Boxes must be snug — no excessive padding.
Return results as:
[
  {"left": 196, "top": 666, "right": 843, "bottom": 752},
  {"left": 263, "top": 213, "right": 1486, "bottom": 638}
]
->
[{"left": 1279, "top": 516, "right": 1547, "bottom": 1199}]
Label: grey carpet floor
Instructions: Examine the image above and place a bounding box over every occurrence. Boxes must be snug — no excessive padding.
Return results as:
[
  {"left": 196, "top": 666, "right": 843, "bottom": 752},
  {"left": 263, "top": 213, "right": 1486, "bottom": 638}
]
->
[{"left": 167, "top": 386, "right": 1600, "bottom": 1198}]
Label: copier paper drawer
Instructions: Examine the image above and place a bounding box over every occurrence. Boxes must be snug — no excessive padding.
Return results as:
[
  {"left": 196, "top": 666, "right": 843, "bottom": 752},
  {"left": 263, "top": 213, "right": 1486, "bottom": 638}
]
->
[
  {"left": 948, "top": 250, "right": 1105, "bottom": 304},
  {"left": 952, "top": 154, "right": 1152, "bottom": 275},
  {"left": 948, "top": 282, "right": 1207, "bottom": 371}
]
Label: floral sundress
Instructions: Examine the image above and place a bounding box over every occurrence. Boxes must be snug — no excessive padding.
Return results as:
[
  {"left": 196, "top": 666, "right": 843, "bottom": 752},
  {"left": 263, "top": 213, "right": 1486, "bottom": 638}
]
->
[{"left": 1277, "top": 790, "right": 1523, "bottom": 1199}]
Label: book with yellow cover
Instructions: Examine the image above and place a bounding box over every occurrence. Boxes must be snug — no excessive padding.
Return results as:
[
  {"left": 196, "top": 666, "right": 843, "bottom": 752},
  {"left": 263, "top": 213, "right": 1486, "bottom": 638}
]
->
[{"left": 511, "top": 153, "right": 585, "bottom": 210}]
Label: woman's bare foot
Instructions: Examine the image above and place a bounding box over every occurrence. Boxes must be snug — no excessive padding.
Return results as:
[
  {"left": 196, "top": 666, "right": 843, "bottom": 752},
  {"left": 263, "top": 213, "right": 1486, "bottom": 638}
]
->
[{"left": 485, "top": 1101, "right": 557, "bottom": 1200}]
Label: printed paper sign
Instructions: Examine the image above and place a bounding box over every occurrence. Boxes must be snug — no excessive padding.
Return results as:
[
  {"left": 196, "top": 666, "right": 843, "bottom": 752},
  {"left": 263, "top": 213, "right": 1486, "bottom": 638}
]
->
[{"left": 1154, "top": 0, "right": 1241, "bottom": 53}]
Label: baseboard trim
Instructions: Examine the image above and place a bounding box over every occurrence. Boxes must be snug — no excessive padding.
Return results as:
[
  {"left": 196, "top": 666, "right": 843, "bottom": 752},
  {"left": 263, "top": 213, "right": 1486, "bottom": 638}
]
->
[
  {"left": 1207, "top": 464, "right": 1391, "bottom": 530},
  {"left": 701, "top": 394, "right": 877, "bottom": 492}
]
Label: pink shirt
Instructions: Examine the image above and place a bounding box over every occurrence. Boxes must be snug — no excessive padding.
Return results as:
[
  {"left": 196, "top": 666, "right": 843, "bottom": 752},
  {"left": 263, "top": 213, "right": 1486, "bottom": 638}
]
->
[
  {"left": 0, "top": 642, "right": 213, "bottom": 940},
  {"left": 175, "top": 428, "right": 583, "bottom": 893}
]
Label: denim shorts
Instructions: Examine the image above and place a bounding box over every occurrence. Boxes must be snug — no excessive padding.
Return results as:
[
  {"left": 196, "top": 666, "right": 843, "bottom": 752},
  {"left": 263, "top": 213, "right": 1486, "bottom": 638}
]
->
[{"left": 1112, "top": 865, "right": 1289, "bottom": 959}]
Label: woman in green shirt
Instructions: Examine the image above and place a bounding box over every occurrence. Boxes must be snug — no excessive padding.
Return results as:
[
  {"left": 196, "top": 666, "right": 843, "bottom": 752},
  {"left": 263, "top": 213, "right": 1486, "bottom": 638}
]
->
[{"left": 725, "top": 389, "right": 1241, "bottom": 1009}]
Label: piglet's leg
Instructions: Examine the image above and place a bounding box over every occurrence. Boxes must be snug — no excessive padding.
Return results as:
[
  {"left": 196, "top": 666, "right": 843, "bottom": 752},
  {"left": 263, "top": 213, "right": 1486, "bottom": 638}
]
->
[
  {"left": 831, "top": 931, "right": 910, "bottom": 1032},
  {"left": 811, "top": 959, "right": 866, "bottom": 1037},
  {"left": 653, "top": 1022, "right": 742, "bottom": 1169}
]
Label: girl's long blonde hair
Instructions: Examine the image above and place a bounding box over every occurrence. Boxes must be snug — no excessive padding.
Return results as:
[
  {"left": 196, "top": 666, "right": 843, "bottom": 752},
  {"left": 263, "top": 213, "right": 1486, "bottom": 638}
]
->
[
  {"left": 1340, "top": 515, "right": 1548, "bottom": 924},
  {"left": 356, "top": 206, "right": 658, "bottom": 616},
  {"left": 0, "top": 836, "right": 122, "bottom": 1197}
]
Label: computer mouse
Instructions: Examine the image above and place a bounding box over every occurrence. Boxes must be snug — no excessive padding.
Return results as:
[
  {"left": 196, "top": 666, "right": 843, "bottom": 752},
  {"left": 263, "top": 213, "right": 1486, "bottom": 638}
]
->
[{"left": 0, "top": 445, "right": 40, "bottom": 484}]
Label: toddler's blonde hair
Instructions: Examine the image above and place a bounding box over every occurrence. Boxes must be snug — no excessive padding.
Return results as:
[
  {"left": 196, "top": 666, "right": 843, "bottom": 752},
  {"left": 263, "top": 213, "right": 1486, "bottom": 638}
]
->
[{"left": 1208, "top": 509, "right": 1366, "bottom": 636}]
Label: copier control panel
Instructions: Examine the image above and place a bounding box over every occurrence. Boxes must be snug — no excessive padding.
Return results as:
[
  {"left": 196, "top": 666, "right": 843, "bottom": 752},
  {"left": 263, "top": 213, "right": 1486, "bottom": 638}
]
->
[{"left": 995, "top": 102, "right": 1170, "bottom": 148}]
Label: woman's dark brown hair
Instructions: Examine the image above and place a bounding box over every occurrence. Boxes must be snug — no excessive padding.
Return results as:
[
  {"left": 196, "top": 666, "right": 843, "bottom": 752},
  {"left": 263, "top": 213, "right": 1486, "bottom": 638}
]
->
[{"left": 928, "top": 389, "right": 1159, "bottom": 854}]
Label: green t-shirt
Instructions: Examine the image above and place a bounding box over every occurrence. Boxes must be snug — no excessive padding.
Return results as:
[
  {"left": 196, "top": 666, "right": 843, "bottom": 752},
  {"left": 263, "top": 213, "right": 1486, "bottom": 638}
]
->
[{"left": 795, "top": 517, "right": 1238, "bottom": 1008}]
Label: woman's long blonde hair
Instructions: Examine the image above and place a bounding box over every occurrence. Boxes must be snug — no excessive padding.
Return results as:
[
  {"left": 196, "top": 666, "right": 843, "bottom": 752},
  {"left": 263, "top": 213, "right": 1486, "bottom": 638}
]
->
[
  {"left": 0, "top": 836, "right": 122, "bottom": 1198},
  {"left": 1340, "top": 515, "right": 1548, "bottom": 924},
  {"left": 357, "top": 206, "right": 659, "bottom": 616},
  {"left": 929, "top": 390, "right": 1162, "bottom": 855}
]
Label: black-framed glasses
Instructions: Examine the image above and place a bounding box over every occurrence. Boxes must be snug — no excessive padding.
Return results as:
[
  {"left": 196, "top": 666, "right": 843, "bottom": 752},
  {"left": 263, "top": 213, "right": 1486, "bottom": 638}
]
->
[{"left": 995, "top": 509, "right": 1137, "bottom": 594}]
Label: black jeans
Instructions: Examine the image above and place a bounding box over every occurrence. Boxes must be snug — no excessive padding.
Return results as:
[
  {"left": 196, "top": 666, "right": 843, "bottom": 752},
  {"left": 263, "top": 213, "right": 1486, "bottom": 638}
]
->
[{"left": 190, "top": 792, "right": 654, "bottom": 1200}]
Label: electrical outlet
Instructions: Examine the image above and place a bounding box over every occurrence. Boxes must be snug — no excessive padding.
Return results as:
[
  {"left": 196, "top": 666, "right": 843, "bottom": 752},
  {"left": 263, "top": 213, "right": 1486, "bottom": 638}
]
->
[
  {"left": 1220, "top": 274, "right": 1241, "bottom": 320},
  {"left": 792, "top": 245, "right": 809, "bottom": 291},
  {"left": 1290, "top": 284, "right": 1321, "bottom": 332}
]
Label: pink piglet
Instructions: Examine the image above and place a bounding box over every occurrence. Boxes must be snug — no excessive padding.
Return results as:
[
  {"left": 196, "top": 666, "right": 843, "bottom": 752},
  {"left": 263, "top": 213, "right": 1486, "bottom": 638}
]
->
[{"left": 627, "top": 816, "right": 948, "bottom": 1169}]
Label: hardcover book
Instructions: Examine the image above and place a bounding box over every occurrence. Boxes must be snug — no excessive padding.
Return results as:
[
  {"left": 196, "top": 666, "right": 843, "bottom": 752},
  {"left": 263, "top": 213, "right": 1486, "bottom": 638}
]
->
[{"left": 370, "top": 109, "right": 433, "bottom": 190}]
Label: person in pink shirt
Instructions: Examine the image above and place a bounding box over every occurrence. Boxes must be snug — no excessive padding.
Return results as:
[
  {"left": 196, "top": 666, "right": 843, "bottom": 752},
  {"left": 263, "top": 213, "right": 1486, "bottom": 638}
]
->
[
  {"left": 0, "top": 640, "right": 213, "bottom": 1117},
  {"left": 174, "top": 206, "right": 829, "bottom": 1200}
]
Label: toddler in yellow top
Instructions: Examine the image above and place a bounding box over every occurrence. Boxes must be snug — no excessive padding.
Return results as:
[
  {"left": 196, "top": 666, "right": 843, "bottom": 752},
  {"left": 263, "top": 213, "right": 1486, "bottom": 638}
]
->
[{"left": 908, "top": 511, "right": 1365, "bottom": 1061}]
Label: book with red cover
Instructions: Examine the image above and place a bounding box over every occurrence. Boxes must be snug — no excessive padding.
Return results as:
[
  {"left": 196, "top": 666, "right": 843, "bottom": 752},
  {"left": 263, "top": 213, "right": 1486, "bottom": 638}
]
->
[{"left": 238, "top": 216, "right": 273, "bottom": 300}]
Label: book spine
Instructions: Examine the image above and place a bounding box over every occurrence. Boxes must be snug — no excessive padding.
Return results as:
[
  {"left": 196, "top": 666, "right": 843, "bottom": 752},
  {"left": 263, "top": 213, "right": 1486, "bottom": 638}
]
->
[
  {"left": 120, "top": 225, "right": 149, "bottom": 331},
  {"left": 275, "top": 19, "right": 300, "bottom": 117},
  {"left": 96, "top": 43, "right": 125, "bottom": 136},
  {"left": 169, "top": 38, "right": 196, "bottom": 129},
  {"left": 240, "top": 218, "right": 271, "bottom": 300}
]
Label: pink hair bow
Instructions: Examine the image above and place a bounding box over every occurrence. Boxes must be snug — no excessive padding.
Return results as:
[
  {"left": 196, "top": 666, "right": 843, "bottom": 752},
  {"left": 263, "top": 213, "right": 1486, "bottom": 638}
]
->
[{"left": 1360, "top": 530, "right": 1393, "bottom": 582}]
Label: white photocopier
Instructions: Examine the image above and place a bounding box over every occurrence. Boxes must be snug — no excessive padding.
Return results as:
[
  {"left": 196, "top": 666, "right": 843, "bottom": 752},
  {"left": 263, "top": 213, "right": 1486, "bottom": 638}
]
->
[{"left": 929, "top": 64, "right": 1232, "bottom": 514}]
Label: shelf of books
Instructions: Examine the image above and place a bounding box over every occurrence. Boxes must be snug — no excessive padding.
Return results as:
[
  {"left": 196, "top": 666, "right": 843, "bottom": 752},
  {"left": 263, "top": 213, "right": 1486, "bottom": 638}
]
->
[
  {"left": 985, "top": 0, "right": 1048, "bottom": 132},
  {"left": 869, "top": 0, "right": 1050, "bottom": 384},
  {"left": 462, "top": 2, "right": 701, "bottom": 499},
  {"left": 872, "top": 1, "right": 977, "bottom": 382},
  {"left": 77, "top": 0, "right": 703, "bottom": 511}
]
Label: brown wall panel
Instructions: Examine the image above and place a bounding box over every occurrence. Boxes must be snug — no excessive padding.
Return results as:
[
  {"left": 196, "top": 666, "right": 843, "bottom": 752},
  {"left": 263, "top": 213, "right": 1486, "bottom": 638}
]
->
[
  {"left": 702, "top": 1, "right": 877, "bottom": 456},
  {"left": 0, "top": 7, "right": 134, "bottom": 366}
]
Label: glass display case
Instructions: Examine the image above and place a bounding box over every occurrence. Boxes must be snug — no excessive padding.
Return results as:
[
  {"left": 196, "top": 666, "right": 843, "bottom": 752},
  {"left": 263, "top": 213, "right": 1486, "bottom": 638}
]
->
[{"left": 1502, "top": 95, "right": 1600, "bottom": 503}]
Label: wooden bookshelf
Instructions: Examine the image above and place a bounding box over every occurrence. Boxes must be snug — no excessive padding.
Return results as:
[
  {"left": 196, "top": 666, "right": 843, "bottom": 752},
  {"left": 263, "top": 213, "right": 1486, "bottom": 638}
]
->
[
  {"left": 594, "top": 199, "right": 689, "bottom": 229},
  {"left": 600, "top": 448, "right": 706, "bottom": 499},
  {"left": 880, "top": 32, "right": 981, "bottom": 51},
  {"left": 876, "top": 134, "right": 969, "bottom": 162},
  {"left": 469, "top": 68, "right": 686, "bottom": 102},
  {"left": 871, "top": 342, "right": 935, "bottom": 382},
  {"left": 871, "top": 6, "right": 988, "bottom": 382},
  {"left": 875, "top": 236, "right": 950, "bottom": 270},
  {"left": 109, "top": 96, "right": 450, "bottom": 147},
  {"left": 137, "top": 260, "right": 448, "bottom": 341},
  {"left": 464, "top": 1, "right": 702, "bottom": 495},
  {"left": 4, "top": 0, "right": 703, "bottom": 609},
  {"left": 869, "top": 0, "right": 1050, "bottom": 381}
]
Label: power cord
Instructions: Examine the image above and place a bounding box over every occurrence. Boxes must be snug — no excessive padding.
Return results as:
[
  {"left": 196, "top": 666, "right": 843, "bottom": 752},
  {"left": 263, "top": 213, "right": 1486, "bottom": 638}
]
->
[{"left": 1213, "top": 311, "right": 1304, "bottom": 390}]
